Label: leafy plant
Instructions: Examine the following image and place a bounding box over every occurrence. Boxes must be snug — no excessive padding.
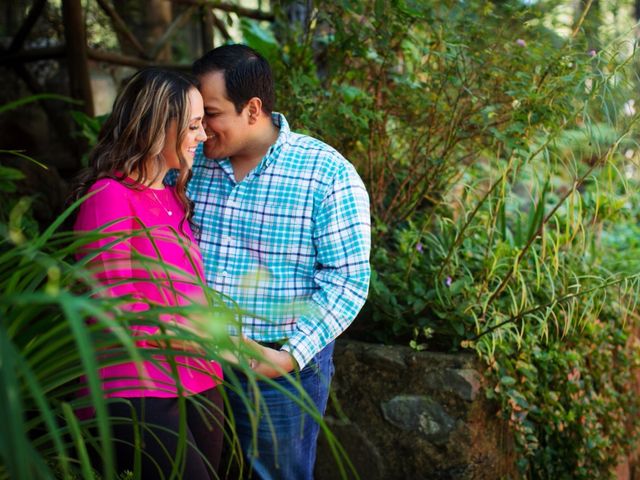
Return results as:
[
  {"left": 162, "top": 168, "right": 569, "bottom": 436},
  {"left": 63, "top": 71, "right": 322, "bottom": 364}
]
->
[
  {"left": 0, "top": 182, "right": 354, "bottom": 479},
  {"left": 244, "top": 0, "right": 640, "bottom": 477},
  {"left": 0, "top": 100, "right": 353, "bottom": 479},
  {"left": 70, "top": 111, "right": 108, "bottom": 167}
]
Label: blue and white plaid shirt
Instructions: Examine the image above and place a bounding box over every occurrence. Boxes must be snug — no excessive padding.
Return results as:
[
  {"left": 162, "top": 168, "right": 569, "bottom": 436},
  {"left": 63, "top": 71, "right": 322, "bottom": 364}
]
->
[{"left": 183, "top": 113, "right": 371, "bottom": 369}]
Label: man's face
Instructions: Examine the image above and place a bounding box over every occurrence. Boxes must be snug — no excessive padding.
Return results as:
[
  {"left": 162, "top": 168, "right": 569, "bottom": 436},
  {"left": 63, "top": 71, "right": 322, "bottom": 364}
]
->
[{"left": 198, "top": 71, "right": 250, "bottom": 160}]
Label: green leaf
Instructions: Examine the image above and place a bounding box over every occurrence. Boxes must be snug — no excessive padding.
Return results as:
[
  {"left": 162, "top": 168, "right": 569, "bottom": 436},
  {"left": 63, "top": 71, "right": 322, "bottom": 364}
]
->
[
  {"left": 0, "top": 94, "right": 80, "bottom": 115},
  {"left": 0, "top": 165, "right": 25, "bottom": 193},
  {"left": 240, "top": 18, "right": 279, "bottom": 64},
  {"left": 0, "top": 150, "right": 47, "bottom": 169}
]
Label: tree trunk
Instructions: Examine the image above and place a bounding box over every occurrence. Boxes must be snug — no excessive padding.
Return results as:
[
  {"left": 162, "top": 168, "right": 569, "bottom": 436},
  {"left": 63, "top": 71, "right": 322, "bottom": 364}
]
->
[{"left": 61, "top": 0, "right": 93, "bottom": 116}]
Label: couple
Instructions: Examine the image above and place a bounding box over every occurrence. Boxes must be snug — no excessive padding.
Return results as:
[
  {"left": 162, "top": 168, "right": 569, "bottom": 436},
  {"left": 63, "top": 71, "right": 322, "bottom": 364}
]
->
[{"left": 72, "top": 44, "right": 371, "bottom": 479}]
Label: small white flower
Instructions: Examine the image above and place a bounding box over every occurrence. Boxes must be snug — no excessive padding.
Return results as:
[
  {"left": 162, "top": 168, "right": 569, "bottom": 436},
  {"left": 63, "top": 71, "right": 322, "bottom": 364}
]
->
[
  {"left": 623, "top": 99, "right": 636, "bottom": 117},
  {"left": 584, "top": 78, "right": 593, "bottom": 94},
  {"left": 624, "top": 164, "right": 636, "bottom": 179}
]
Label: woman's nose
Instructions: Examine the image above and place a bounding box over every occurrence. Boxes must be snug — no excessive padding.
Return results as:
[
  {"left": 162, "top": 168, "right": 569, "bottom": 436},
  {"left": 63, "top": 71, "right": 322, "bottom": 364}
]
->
[{"left": 197, "top": 125, "right": 208, "bottom": 141}]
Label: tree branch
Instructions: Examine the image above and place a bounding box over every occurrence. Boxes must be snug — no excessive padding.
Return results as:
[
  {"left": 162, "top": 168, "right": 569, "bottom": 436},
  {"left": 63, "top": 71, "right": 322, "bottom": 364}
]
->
[
  {"left": 95, "top": 0, "right": 148, "bottom": 58},
  {"left": 150, "top": 5, "right": 197, "bottom": 61},
  {"left": 169, "top": 0, "right": 274, "bottom": 21},
  {"left": 8, "top": 0, "right": 47, "bottom": 53}
]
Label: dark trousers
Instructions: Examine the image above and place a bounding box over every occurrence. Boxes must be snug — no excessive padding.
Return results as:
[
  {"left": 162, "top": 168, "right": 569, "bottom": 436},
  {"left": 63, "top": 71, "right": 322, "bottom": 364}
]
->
[{"left": 106, "top": 387, "right": 224, "bottom": 480}]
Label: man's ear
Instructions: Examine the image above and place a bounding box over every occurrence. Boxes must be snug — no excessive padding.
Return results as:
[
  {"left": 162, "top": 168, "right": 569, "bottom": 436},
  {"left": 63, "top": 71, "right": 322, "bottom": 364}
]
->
[{"left": 246, "top": 97, "right": 263, "bottom": 124}]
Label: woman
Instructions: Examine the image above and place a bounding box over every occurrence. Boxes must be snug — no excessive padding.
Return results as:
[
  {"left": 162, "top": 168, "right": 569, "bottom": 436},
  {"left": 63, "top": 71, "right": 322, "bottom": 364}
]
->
[{"left": 71, "top": 68, "right": 223, "bottom": 479}]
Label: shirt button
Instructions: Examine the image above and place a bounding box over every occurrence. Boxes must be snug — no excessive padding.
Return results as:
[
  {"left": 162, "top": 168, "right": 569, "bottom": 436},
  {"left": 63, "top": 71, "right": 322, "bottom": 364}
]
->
[{"left": 221, "top": 270, "right": 228, "bottom": 277}]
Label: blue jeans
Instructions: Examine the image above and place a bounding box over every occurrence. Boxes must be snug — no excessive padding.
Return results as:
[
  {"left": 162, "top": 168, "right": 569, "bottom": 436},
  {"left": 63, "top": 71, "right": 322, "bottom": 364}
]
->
[{"left": 225, "top": 342, "right": 335, "bottom": 480}]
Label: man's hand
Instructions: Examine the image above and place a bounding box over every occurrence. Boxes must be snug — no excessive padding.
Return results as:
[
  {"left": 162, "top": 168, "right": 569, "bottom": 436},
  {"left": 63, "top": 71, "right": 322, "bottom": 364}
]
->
[
  {"left": 242, "top": 337, "right": 298, "bottom": 378},
  {"left": 253, "top": 347, "right": 298, "bottom": 378}
]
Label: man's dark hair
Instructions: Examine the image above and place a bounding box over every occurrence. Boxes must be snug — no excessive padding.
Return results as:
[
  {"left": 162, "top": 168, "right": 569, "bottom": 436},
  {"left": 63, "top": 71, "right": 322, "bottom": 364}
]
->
[{"left": 193, "top": 44, "right": 275, "bottom": 114}]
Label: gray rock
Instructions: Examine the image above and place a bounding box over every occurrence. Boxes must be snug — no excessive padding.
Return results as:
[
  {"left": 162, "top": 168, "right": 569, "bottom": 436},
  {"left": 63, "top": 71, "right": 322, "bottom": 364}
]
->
[
  {"left": 361, "top": 344, "right": 407, "bottom": 370},
  {"left": 381, "top": 395, "right": 455, "bottom": 445},
  {"left": 449, "top": 368, "right": 483, "bottom": 402},
  {"left": 315, "top": 417, "right": 385, "bottom": 480},
  {"left": 424, "top": 368, "right": 484, "bottom": 402},
  {"left": 317, "top": 340, "right": 515, "bottom": 479}
]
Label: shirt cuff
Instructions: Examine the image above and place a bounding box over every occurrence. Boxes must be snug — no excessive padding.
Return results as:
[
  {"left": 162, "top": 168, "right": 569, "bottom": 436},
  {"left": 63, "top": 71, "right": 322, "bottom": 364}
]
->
[{"left": 282, "top": 329, "right": 323, "bottom": 371}]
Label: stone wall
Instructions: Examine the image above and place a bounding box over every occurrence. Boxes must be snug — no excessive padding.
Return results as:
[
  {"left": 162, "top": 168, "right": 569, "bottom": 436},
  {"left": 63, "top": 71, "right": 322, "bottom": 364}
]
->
[{"left": 315, "top": 340, "right": 516, "bottom": 480}]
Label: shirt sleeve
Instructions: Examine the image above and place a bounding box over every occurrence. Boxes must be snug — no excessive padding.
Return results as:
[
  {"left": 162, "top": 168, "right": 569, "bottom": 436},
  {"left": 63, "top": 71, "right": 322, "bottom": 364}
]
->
[
  {"left": 282, "top": 163, "right": 371, "bottom": 369},
  {"left": 74, "top": 181, "right": 157, "bottom": 339},
  {"left": 164, "top": 169, "right": 178, "bottom": 187}
]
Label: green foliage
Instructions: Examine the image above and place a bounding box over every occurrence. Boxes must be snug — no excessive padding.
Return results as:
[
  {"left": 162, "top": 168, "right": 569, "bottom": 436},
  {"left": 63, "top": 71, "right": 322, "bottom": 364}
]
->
[
  {"left": 0, "top": 182, "right": 352, "bottom": 479},
  {"left": 0, "top": 184, "right": 223, "bottom": 478},
  {"left": 0, "top": 105, "right": 49, "bottom": 238},
  {"left": 247, "top": 0, "right": 640, "bottom": 477},
  {"left": 0, "top": 164, "right": 25, "bottom": 194},
  {"left": 1, "top": 105, "right": 353, "bottom": 478},
  {"left": 240, "top": 18, "right": 280, "bottom": 65},
  {"left": 0, "top": 94, "right": 80, "bottom": 115},
  {"left": 71, "top": 110, "right": 109, "bottom": 167},
  {"left": 488, "top": 306, "right": 640, "bottom": 479}
]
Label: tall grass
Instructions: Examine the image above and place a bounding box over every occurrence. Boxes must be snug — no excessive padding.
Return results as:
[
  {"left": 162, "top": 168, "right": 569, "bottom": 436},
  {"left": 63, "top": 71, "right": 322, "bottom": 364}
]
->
[{"left": 0, "top": 120, "right": 353, "bottom": 480}]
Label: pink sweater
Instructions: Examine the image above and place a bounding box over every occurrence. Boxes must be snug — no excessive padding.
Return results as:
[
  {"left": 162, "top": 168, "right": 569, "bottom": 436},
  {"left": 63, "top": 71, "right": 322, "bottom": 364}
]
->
[{"left": 74, "top": 177, "right": 221, "bottom": 398}]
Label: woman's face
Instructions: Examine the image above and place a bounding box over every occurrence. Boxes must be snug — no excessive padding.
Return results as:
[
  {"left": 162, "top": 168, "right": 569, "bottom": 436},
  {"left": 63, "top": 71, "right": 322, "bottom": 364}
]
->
[{"left": 161, "top": 87, "right": 207, "bottom": 169}]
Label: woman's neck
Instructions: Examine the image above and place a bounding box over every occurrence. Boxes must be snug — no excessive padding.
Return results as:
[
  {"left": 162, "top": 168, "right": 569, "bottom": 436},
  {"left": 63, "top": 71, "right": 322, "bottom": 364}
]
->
[{"left": 130, "top": 167, "right": 168, "bottom": 189}]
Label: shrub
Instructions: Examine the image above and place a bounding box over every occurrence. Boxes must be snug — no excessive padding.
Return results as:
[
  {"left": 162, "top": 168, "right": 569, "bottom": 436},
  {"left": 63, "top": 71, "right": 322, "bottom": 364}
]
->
[{"left": 244, "top": 0, "right": 640, "bottom": 476}]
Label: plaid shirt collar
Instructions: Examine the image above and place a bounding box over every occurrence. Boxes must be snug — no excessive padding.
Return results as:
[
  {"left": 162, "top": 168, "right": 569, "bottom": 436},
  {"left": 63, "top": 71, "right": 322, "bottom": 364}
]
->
[{"left": 214, "top": 112, "right": 290, "bottom": 183}]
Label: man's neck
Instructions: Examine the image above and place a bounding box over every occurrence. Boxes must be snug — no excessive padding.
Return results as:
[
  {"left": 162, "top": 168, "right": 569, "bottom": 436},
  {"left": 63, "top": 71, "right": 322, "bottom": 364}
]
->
[{"left": 231, "top": 120, "right": 279, "bottom": 182}]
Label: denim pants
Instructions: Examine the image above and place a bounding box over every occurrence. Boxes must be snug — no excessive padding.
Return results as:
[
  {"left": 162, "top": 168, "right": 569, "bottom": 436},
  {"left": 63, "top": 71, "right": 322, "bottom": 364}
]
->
[{"left": 225, "top": 342, "right": 335, "bottom": 480}]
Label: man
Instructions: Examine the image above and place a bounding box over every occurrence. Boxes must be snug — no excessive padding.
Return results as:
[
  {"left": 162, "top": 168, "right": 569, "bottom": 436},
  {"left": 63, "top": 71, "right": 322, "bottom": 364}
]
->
[{"left": 188, "top": 44, "right": 371, "bottom": 479}]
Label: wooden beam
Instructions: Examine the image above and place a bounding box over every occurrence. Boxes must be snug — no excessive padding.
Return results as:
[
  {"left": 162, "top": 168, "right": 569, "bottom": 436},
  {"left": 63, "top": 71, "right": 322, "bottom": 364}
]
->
[
  {"left": 8, "top": 0, "right": 47, "bottom": 53},
  {"left": 150, "top": 5, "right": 197, "bottom": 60},
  {"left": 0, "top": 46, "right": 66, "bottom": 66},
  {"left": 61, "top": 0, "right": 94, "bottom": 116},
  {"left": 0, "top": 46, "right": 189, "bottom": 70},
  {"left": 170, "top": 0, "right": 274, "bottom": 21},
  {"left": 95, "top": 0, "right": 148, "bottom": 58},
  {"left": 87, "top": 48, "right": 190, "bottom": 70}
]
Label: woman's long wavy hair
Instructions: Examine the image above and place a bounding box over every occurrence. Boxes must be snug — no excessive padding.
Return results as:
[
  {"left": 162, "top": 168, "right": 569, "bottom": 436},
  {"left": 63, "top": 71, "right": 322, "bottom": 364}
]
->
[{"left": 70, "top": 67, "right": 199, "bottom": 233}]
